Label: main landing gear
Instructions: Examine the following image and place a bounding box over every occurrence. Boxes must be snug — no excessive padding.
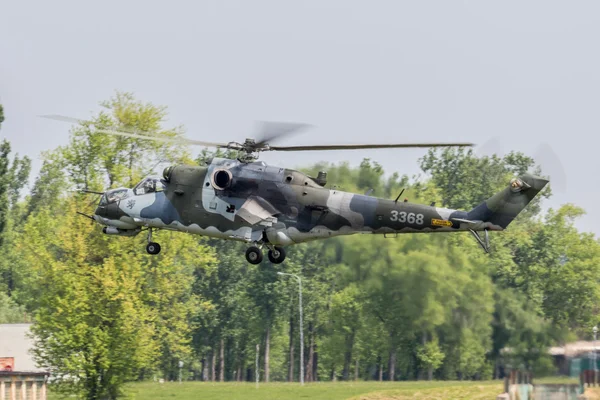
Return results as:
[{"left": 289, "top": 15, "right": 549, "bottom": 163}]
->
[
  {"left": 245, "top": 244, "right": 286, "bottom": 264},
  {"left": 146, "top": 228, "right": 161, "bottom": 255},
  {"left": 267, "top": 246, "right": 286, "bottom": 264},
  {"left": 245, "top": 246, "right": 263, "bottom": 264}
]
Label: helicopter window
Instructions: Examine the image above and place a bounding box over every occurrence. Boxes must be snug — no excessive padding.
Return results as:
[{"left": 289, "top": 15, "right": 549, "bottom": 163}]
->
[
  {"left": 134, "top": 178, "right": 165, "bottom": 195},
  {"left": 105, "top": 189, "right": 129, "bottom": 204}
]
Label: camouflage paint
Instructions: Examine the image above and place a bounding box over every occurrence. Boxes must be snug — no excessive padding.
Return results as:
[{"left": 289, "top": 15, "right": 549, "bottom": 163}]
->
[{"left": 94, "top": 158, "right": 548, "bottom": 246}]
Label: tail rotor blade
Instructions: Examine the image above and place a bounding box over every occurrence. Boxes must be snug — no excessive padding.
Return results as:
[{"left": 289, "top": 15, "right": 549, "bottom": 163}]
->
[
  {"left": 475, "top": 136, "right": 505, "bottom": 158},
  {"left": 532, "top": 142, "right": 566, "bottom": 194},
  {"left": 474, "top": 137, "right": 565, "bottom": 193}
]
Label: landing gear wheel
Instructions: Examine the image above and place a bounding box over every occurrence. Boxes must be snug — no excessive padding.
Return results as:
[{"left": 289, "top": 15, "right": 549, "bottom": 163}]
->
[
  {"left": 146, "top": 242, "right": 161, "bottom": 255},
  {"left": 268, "top": 246, "right": 286, "bottom": 264},
  {"left": 245, "top": 246, "right": 263, "bottom": 264}
]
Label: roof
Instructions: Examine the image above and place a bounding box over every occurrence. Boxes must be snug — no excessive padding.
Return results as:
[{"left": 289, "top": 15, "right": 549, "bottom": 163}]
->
[
  {"left": 550, "top": 341, "right": 600, "bottom": 358},
  {"left": 0, "top": 324, "right": 46, "bottom": 372},
  {"left": 0, "top": 371, "right": 49, "bottom": 377},
  {"left": 501, "top": 341, "right": 600, "bottom": 358}
]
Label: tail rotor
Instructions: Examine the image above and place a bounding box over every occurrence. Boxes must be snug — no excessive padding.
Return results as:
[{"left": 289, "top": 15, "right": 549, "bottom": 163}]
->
[{"left": 476, "top": 137, "right": 566, "bottom": 195}]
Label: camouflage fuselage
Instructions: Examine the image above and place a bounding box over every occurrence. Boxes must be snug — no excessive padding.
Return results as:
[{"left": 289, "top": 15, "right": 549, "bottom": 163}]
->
[{"left": 94, "top": 158, "right": 548, "bottom": 245}]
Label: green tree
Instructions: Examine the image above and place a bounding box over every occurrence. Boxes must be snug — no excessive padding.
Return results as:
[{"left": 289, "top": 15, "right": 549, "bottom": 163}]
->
[
  {"left": 419, "top": 147, "right": 548, "bottom": 214},
  {"left": 59, "top": 91, "right": 190, "bottom": 190},
  {"left": 0, "top": 106, "right": 32, "bottom": 298},
  {"left": 417, "top": 338, "right": 445, "bottom": 380},
  {"left": 0, "top": 139, "right": 31, "bottom": 246},
  {"left": 24, "top": 200, "right": 158, "bottom": 400},
  {"left": 16, "top": 93, "right": 216, "bottom": 400},
  {"left": 26, "top": 154, "right": 67, "bottom": 216},
  {"left": 357, "top": 158, "right": 384, "bottom": 194},
  {"left": 7, "top": 92, "right": 600, "bottom": 389},
  {"left": 0, "top": 292, "right": 29, "bottom": 323}
]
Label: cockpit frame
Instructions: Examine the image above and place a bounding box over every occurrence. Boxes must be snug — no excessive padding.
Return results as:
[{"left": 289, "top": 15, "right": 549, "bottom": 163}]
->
[{"left": 133, "top": 177, "right": 166, "bottom": 196}]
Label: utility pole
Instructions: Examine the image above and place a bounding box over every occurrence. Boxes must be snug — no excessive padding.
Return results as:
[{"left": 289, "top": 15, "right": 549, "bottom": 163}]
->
[
  {"left": 178, "top": 360, "right": 183, "bottom": 384},
  {"left": 278, "top": 272, "right": 304, "bottom": 385},
  {"left": 256, "top": 344, "right": 260, "bottom": 389},
  {"left": 594, "top": 326, "right": 598, "bottom": 385}
]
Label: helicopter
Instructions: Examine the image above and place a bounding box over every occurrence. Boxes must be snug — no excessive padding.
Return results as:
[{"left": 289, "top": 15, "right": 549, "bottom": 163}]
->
[{"left": 42, "top": 116, "right": 548, "bottom": 264}]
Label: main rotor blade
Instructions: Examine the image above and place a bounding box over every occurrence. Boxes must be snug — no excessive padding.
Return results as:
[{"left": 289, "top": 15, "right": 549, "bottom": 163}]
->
[
  {"left": 269, "top": 142, "right": 474, "bottom": 151},
  {"left": 254, "top": 121, "right": 313, "bottom": 146},
  {"left": 40, "top": 114, "right": 86, "bottom": 124},
  {"left": 42, "top": 114, "right": 151, "bottom": 135},
  {"left": 93, "top": 128, "right": 233, "bottom": 148},
  {"left": 40, "top": 114, "right": 232, "bottom": 148}
]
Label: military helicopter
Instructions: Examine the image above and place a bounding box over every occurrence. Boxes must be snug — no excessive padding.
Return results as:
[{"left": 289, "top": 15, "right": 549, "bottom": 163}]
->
[{"left": 43, "top": 116, "right": 548, "bottom": 264}]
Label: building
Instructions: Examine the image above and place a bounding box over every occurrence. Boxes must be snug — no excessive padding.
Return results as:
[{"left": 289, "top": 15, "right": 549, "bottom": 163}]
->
[
  {"left": 0, "top": 324, "right": 44, "bottom": 373},
  {"left": 549, "top": 341, "right": 599, "bottom": 376},
  {"left": 500, "top": 341, "right": 599, "bottom": 377},
  {"left": 0, "top": 324, "right": 49, "bottom": 400}
]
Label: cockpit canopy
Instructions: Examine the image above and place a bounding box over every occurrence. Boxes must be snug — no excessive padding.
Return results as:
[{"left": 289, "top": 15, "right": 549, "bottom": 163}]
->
[
  {"left": 99, "top": 188, "right": 130, "bottom": 205},
  {"left": 99, "top": 177, "right": 166, "bottom": 205},
  {"left": 133, "top": 177, "right": 166, "bottom": 196}
]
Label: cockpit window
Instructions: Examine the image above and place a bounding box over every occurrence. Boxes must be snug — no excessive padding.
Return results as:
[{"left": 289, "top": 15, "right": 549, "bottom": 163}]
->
[
  {"left": 100, "top": 189, "right": 129, "bottom": 205},
  {"left": 134, "top": 177, "right": 165, "bottom": 196}
]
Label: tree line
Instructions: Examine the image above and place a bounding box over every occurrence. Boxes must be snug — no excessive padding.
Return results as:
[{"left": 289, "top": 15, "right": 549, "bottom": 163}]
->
[{"left": 0, "top": 93, "right": 598, "bottom": 399}]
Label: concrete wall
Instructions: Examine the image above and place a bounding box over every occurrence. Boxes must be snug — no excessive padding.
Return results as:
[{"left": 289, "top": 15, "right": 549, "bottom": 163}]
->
[
  {"left": 0, "top": 324, "right": 42, "bottom": 372},
  {"left": 0, "top": 372, "right": 49, "bottom": 400}
]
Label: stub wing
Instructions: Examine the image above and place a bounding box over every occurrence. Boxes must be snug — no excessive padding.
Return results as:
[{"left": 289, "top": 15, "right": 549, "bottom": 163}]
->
[{"left": 237, "top": 196, "right": 280, "bottom": 226}]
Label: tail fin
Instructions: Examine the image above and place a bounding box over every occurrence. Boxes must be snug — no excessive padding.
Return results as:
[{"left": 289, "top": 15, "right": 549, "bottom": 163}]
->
[{"left": 467, "top": 173, "right": 549, "bottom": 229}]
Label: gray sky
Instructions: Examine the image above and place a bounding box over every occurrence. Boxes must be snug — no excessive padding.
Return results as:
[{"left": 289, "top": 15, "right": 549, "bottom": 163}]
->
[{"left": 1, "top": 0, "right": 599, "bottom": 235}]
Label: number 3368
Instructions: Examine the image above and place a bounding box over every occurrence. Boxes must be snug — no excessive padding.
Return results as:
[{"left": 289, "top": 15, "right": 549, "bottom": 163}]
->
[{"left": 390, "top": 211, "right": 424, "bottom": 225}]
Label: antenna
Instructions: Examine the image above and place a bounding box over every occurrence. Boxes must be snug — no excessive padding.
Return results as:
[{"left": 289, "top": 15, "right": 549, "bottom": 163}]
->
[{"left": 394, "top": 189, "right": 405, "bottom": 204}]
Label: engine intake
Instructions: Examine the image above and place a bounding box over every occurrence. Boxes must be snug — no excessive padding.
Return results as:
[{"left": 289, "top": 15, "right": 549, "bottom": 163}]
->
[{"left": 211, "top": 169, "right": 232, "bottom": 190}]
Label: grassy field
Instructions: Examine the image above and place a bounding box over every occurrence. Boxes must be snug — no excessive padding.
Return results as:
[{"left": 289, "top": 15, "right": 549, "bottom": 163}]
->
[
  {"left": 584, "top": 386, "right": 600, "bottom": 399},
  {"left": 533, "top": 376, "right": 580, "bottom": 384},
  {"left": 49, "top": 381, "right": 503, "bottom": 400}
]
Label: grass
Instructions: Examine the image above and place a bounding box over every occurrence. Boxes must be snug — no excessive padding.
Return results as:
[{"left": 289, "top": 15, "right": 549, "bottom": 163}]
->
[
  {"left": 349, "top": 383, "right": 503, "bottom": 399},
  {"left": 49, "top": 381, "right": 504, "bottom": 400},
  {"left": 533, "top": 376, "right": 580, "bottom": 385},
  {"left": 584, "top": 386, "right": 600, "bottom": 399}
]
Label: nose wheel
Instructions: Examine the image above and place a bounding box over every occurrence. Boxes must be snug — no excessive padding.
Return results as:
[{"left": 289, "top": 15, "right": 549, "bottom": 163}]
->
[
  {"left": 145, "top": 228, "right": 161, "bottom": 255},
  {"left": 146, "top": 242, "right": 161, "bottom": 255}
]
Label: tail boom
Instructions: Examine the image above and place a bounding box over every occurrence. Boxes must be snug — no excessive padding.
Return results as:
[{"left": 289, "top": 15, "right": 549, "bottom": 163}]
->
[{"left": 466, "top": 174, "right": 548, "bottom": 230}]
